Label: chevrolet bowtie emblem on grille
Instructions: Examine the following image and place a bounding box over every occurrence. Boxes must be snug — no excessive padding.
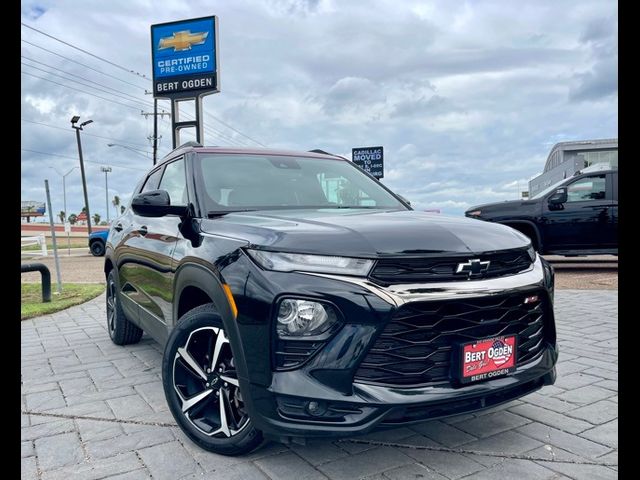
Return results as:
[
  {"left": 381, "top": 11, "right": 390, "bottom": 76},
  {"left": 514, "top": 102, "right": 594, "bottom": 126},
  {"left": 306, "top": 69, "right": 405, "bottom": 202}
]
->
[
  {"left": 158, "top": 30, "right": 209, "bottom": 52},
  {"left": 456, "top": 259, "right": 491, "bottom": 278}
]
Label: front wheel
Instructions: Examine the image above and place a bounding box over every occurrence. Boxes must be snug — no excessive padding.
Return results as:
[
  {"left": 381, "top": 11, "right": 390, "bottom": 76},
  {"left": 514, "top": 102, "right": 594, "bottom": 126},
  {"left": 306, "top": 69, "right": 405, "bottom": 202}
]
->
[
  {"left": 162, "top": 304, "right": 263, "bottom": 455},
  {"left": 90, "top": 240, "right": 105, "bottom": 256}
]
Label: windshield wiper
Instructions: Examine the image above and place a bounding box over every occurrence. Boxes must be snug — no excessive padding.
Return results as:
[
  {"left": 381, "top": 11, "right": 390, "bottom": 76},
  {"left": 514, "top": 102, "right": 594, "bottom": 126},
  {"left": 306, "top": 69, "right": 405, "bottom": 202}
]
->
[{"left": 207, "top": 209, "right": 256, "bottom": 218}]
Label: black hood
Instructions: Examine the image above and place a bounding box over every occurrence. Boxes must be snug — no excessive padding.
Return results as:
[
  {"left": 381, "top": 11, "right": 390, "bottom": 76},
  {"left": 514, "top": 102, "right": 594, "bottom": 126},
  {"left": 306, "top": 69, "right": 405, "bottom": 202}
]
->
[
  {"left": 466, "top": 200, "right": 541, "bottom": 222},
  {"left": 199, "top": 209, "right": 530, "bottom": 258}
]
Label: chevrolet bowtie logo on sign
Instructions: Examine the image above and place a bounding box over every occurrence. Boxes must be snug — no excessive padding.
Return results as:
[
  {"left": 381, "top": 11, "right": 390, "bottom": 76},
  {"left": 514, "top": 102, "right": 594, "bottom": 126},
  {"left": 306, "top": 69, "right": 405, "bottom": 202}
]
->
[
  {"left": 151, "top": 16, "right": 219, "bottom": 97},
  {"left": 159, "top": 30, "right": 209, "bottom": 52}
]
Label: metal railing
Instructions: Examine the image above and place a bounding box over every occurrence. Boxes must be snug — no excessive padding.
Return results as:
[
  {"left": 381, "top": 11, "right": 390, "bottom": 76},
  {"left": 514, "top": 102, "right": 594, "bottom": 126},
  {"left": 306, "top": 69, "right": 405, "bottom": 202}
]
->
[
  {"left": 21, "top": 234, "right": 48, "bottom": 257},
  {"left": 21, "top": 263, "right": 51, "bottom": 303}
]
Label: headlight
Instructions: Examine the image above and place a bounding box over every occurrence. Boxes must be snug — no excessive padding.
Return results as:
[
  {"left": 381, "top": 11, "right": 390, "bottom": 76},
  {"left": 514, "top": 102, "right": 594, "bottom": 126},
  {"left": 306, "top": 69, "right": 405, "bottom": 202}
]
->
[
  {"left": 467, "top": 210, "right": 482, "bottom": 216},
  {"left": 527, "top": 245, "right": 537, "bottom": 262},
  {"left": 246, "top": 249, "right": 374, "bottom": 276},
  {"left": 277, "top": 299, "right": 338, "bottom": 337}
]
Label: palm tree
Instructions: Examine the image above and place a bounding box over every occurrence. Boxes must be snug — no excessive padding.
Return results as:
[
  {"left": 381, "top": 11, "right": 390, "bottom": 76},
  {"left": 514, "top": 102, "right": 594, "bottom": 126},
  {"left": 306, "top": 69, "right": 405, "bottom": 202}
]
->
[
  {"left": 68, "top": 213, "right": 78, "bottom": 225},
  {"left": 93, "top": 213, "right": 101, "bottom": 225},
  {"left": 58, "top": 211, "right": 66, "bottom": 223},
  {"left": 112, "top": 195, "right": 121, "bottom": 217}
]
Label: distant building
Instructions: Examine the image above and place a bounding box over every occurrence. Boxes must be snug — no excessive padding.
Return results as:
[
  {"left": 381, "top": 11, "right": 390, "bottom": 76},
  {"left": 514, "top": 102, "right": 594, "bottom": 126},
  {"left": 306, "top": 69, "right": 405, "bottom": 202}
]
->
[
  {"left": 21, "top": 200, "right": 46, "bottom": 223},
  {"left": 528, "top": 138, "right": 618, "bottom": 197}
]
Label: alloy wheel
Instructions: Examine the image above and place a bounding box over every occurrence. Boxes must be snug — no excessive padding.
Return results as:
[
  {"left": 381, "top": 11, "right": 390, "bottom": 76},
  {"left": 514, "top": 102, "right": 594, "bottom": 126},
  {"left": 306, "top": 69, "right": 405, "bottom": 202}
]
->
[
  {"left": 106, "top": 278, "right": 117, "bottom": 334},
  {"left": 172, "top": 326, "right": 249, "bottom": 437}
]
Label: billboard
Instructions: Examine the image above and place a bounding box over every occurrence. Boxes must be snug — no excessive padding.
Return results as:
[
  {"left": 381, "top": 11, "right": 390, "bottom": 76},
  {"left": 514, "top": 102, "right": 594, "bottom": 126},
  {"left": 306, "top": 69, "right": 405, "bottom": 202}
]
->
[
  {"left": 352, "top": 146, "right": 384, "bottom": 179},
  {"left": 151, "top": 16, "right": 219, "bottom": 98}
]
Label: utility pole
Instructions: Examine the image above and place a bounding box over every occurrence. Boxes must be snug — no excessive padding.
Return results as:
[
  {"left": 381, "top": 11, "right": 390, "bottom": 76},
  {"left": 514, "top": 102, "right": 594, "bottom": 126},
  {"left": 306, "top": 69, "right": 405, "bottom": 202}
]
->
[
  {"left": 142, "top": 91, "right": 170, "bottom": 165},
  {"left": 71, "top": 116, "right": 94, "bottom": 235},
  {"left": 101, "top": 166, "right": 112, "bottom": 222}
]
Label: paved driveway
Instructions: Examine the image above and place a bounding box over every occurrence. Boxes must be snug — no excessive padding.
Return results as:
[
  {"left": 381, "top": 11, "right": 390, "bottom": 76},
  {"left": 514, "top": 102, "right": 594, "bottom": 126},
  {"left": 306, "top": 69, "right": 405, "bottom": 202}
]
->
[{"left": 21, "top": 291, "right": 618, "bottom": 480}]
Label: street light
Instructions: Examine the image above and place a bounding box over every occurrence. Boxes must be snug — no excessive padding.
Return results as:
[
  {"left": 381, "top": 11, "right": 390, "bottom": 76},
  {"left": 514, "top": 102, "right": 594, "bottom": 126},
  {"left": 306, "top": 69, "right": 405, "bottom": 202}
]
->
[
  {"left": 107, "top": 143, "right": 152, "bottom": 160},
  {"left": 48, "top": 166, "right": 77, "bottom": 220},
  {"left": 71, "top": 115, "right": 94, "bottom": 234},
  {"left": 100, "top": 166, "right": 112, "bottom": 222}
]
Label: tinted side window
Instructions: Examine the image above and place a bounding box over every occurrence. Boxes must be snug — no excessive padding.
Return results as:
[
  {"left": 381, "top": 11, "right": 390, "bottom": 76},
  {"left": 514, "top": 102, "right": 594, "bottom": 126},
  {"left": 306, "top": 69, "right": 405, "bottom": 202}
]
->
[
  {"left": 159, "top": 159, "right": 187, "bottom": 206},
  {"left": 567, "top": 175, "right": 606, "bottom": 202},
  {"left": 141, "top": 169, "right": 163, "bottom": 193}
]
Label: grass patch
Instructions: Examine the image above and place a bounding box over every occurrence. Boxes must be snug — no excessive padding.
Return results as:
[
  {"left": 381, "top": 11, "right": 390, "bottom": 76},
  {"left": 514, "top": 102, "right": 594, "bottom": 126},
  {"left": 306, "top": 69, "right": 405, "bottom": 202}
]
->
[{"left": 21, "top": 283, "right": 104, "bottom": 320}]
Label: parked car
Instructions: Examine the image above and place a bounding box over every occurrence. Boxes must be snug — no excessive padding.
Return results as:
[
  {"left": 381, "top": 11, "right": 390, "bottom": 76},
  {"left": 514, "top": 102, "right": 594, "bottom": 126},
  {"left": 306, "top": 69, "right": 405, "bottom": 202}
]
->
[
  {"left": 104, "top": 143, "right": 558, "bottom": 455},
  {"left": 466, "top": 165, "right": 617, "bottom": 256},
  {"left": 89, "top": 229, "right": 109, "bottom": 256}
]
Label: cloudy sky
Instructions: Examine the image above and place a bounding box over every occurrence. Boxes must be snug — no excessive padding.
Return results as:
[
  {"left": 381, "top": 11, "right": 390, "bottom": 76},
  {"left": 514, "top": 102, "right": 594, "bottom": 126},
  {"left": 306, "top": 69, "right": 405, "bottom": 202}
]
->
[{"left": 21, "top": 0, "right": 617, "bottom": 221}]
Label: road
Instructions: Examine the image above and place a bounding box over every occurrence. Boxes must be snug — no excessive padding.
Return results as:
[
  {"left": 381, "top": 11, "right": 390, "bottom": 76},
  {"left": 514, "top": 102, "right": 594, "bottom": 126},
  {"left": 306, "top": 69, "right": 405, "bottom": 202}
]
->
[{"left": 21, "top": 252, "right": 618, "bottom": 290}]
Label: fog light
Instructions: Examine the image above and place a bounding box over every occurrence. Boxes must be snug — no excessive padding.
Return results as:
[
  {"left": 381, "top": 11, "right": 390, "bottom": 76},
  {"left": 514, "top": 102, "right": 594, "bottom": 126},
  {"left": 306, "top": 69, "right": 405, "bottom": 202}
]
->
[
  {"left": 277, "top": 299, "right": 338, "bottom": 338},
  {"left": 306, "top": 400, "right": 327, "bottom": 417},
  {"left": 524, "top": 295, "right": 539, "bottom": 304}
]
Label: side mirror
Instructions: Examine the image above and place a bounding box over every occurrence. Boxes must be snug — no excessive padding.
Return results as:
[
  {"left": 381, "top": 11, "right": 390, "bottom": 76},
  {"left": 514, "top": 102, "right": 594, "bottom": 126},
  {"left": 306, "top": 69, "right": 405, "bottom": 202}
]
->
[
  {"left": 131, "top": 190, "right": 187, "bottom": 217},
  {"left": 397, "top": 195, "right": 411, "bottom": 206},
  {"left": 548, "top": 187, "right": 568, "bottom": 205}
]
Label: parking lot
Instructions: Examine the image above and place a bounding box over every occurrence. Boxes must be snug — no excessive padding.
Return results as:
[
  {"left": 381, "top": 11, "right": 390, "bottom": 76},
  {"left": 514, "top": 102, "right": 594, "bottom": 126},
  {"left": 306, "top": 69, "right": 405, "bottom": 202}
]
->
[{"left": 21, "top": 288, "right": 617, "bottom": 479}]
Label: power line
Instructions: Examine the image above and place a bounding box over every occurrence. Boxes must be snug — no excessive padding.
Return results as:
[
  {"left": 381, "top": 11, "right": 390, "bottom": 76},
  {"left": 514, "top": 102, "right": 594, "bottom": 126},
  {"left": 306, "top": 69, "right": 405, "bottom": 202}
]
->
[
  {"left": 23, "top": 70, "right": 249, "bottom": 147},
  {"left": 21, "top": 62, "right": 153, "bottom": 109},
  {"left": 21, "top": 148, "right": 148, "bottom": 171},
  {"left": 22, "top": 56, "right": 153, "bottom": 105},
  {"left": 21, "top": 119, "right": 150, "bottom": 147},
  {"left": 22, "top": 22, "right": 150, "bottom": 81},
  {"left": 21, "top": 39, "right": 147, "bottom": 90},
  {"left": 22, "top": 71, "right": 145, "bottom": 111},
  {"left": 202, "top": 111, "right": 266, "bottom": 146}
]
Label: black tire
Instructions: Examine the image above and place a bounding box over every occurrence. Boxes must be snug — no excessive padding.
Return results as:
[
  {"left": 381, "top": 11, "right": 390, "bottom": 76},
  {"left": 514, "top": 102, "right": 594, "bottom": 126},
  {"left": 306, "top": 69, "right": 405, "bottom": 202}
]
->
[
  {"left": 162, "top": 303, "right": 264, "bottom": 456},
  {"left": 90, "top": 240, "right": 106, "bottom": 256},
  {"left": 106, "top": 269, "right": 143, "bottom": 345}
]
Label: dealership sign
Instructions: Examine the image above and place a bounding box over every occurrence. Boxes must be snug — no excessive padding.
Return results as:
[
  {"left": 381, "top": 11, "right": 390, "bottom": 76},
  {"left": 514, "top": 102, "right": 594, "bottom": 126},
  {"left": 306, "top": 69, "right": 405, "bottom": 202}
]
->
[
  {"left": 352, "top": 146, "right": 384, "bottom": 179},
  {"left": 151, "top": 16, "right": 219, "bottom": 97}
]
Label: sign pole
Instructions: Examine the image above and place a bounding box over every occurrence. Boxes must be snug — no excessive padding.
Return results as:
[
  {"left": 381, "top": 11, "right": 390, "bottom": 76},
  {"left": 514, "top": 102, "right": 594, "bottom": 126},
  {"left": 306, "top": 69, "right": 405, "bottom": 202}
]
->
[{"left": 44, "top": 180, "right": 63, "bottom": 294}]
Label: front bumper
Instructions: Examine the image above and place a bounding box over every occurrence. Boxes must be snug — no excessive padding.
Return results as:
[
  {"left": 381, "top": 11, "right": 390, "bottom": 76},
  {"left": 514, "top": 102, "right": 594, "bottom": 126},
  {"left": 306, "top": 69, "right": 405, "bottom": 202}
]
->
[{"left": 221, "top": 253, "right": 557, "bottom": 440}]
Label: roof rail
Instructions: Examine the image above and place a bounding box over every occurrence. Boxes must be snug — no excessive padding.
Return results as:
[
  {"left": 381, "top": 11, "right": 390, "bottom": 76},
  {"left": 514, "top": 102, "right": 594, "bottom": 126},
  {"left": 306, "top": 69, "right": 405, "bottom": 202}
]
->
[
  {"left": 163, "top": 141, "right": 203, "bottom": 158},
  {"left": 308, "top": 149, "right": 349, "bottom": 161}
]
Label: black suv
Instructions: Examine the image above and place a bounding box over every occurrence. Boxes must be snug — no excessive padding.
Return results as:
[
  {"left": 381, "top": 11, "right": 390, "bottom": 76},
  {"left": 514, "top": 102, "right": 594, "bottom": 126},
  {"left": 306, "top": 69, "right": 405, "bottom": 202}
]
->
[
  {"left": 104, "top": 144, "right": 558, "bottom": 455},
  {"left": 465, "top": 167, "right": 618, "bottom": 256}
]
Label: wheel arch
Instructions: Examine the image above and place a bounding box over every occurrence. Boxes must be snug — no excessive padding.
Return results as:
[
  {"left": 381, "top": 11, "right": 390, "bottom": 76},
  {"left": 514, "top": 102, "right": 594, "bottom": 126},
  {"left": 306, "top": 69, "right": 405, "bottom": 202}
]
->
[
  {"left": 499, "top": 220, "right": 543, "bottom": 252},
  {"left": 172, "top": 262, "right": 250, "bottom": 392}
]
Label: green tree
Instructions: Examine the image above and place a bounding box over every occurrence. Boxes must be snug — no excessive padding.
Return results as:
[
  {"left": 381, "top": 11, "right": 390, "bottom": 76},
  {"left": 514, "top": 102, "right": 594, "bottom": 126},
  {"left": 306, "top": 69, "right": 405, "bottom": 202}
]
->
[
  {"left": 92, "top": 213, "right": 101, "bottom": 225},
  {"left": 58, "top": 211, "right": 66, "bottom": 223},
  {"left": 68, "top": 213, "right": 78, "bottom": 225},
  {"left": 112, "top": 195, "right": 121, "bottom": 217}
]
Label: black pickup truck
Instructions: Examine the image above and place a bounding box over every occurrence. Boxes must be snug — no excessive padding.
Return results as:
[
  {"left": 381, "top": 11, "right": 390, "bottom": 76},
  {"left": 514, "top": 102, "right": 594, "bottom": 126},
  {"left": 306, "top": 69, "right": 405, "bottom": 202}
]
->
[{"left": 466, "top": 166, "right": 617, "bottom": 256}]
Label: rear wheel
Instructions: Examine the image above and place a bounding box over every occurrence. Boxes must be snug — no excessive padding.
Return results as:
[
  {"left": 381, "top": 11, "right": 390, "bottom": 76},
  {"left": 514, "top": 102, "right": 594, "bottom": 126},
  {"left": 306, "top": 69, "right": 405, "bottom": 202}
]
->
[
  {"left": 106, "top": 270, "right": 143, "bottom": 345},
  {"left": 162, "top": 304, "right": 263, "bottom": 455}
]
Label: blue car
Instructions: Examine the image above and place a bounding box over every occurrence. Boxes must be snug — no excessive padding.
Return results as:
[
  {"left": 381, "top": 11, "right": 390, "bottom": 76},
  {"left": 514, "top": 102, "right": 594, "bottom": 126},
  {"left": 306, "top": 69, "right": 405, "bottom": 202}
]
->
[{"left": 89, "top": 229, "right": 109, "bottom": 256}]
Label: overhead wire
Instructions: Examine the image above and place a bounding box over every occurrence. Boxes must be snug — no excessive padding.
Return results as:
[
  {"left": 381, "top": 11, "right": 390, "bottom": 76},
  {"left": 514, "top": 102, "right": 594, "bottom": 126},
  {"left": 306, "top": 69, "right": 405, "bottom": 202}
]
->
[
  {"left": 21, "top": 148, "right": 148, "bottom": 171},
  {"left": 22, "top": 22, "right": 150, "bottom": 82},
  {"left": 21, "top": 119, "right": 151, "bottom": 148}
]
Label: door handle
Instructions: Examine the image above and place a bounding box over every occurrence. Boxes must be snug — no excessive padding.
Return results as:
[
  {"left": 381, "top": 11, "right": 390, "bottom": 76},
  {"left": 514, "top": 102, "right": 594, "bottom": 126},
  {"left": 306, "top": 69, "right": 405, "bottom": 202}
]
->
[
  {"left": 114, "top": 223, "right": 123, "bottom": 232},
  {"left": 138, "top": 226, "right": 148, "bottom": 236}
]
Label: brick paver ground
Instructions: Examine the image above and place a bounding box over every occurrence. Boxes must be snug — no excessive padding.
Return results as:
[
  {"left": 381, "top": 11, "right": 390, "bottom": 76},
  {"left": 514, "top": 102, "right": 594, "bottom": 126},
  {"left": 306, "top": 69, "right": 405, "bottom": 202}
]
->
[{"left": 21, "top": 290, "right": 618, "bottom": 479}]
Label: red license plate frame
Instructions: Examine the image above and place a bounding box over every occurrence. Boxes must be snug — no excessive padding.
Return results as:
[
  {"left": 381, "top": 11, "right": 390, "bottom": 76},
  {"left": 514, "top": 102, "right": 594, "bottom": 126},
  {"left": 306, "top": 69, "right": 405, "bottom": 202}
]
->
[{"left": 459, "top": 335, "right": 517, "bottom": 384}]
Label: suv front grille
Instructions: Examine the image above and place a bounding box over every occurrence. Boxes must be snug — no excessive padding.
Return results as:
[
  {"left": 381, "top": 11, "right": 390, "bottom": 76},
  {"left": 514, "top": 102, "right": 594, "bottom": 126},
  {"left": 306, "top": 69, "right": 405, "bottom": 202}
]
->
[
  {"left": 370, "top": 249, "right": 532, "bottom": 284},
  {"left": 354, "top": 290, "right": 549, "bottom": 388}
]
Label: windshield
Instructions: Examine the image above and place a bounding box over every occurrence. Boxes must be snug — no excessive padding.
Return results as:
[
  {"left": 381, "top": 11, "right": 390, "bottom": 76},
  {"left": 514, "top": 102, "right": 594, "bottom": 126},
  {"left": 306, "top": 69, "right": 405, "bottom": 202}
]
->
[
  {"left": 530, "top": 177, "right": 568, "bottom": 200},
  {"left": 193, "top": 153, "right": 407, "bottom": 212}
]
